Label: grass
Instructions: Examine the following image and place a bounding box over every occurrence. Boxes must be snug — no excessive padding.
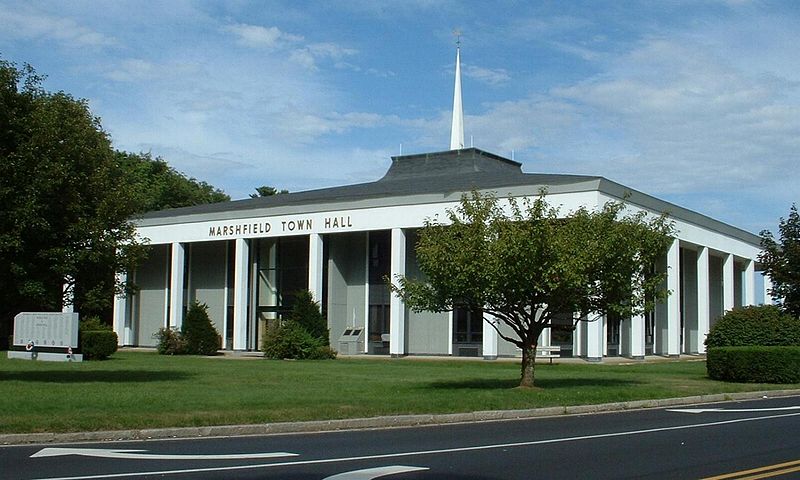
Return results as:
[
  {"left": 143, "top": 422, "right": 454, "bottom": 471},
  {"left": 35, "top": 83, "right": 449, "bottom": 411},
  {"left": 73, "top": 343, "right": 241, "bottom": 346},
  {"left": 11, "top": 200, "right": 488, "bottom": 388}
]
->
[{"left": 1, "top": 351, "right": 797, "bottom": 434}]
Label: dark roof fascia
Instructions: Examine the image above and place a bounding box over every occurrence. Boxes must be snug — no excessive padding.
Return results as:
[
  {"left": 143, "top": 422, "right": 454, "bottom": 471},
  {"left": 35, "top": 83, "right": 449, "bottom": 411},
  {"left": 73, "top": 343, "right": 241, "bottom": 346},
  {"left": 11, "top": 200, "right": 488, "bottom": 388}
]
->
[
  {"left": 596, "top": 178, "right": 761, "bottom": 247},
  {"left": 134, "top": 173, "right": 602, "bottom": 227}
]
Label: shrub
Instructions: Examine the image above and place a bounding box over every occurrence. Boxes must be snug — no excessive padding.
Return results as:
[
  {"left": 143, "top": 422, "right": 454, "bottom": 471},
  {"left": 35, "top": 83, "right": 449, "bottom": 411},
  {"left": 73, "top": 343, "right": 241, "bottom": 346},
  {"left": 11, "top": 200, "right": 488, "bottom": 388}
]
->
[
  {"left": 289, "top": 290, "right": 330, "bottom": 343},
  {"left": 262, "top": 320, "right": 336, "bottom": 360},
  {"left": 182, "top": 301, "right": 221, "bottom": 356},
  {"left": 80, "top": 316, "right": 112, "bottom": 332},
  {"left": 78, "top": 316, "right": 117, "bottom": 360},
  {"left": 154, "top": 327, "right": 187, "bottom": 355},
  {"left": 80, "top": 330, "right": 118, "bottom": 360},
  {"left": 705, "top": 305, "right": 800, "bottom": 348},
  {"left": 707, "top": 346, "right": 800, "bottom": 383}
]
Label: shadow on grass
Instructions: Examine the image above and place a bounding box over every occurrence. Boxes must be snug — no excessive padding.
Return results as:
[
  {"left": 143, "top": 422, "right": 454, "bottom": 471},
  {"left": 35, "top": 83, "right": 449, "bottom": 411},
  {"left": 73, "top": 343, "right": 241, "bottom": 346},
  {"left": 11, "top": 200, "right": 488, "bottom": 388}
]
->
[
  {"left": 0, "top": 370, "right": 194, "bottom": 383},
  {"left": 426, "top": 377, "right": 643, "bottom": 390}
]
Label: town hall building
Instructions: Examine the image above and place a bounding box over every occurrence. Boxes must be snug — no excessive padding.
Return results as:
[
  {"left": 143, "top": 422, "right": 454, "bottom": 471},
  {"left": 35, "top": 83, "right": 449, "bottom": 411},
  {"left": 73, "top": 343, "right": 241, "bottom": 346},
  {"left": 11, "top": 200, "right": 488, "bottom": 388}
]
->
[{"left": 112, "top": 46, "right": 766, "bottom": 361}]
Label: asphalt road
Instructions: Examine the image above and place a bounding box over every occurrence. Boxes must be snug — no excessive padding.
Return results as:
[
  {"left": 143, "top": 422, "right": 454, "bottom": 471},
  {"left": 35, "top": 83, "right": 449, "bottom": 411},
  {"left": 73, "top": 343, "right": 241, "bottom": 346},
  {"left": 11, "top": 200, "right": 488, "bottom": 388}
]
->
[{"left": 2, "top": 395, "right": 800, "bottom": 480}]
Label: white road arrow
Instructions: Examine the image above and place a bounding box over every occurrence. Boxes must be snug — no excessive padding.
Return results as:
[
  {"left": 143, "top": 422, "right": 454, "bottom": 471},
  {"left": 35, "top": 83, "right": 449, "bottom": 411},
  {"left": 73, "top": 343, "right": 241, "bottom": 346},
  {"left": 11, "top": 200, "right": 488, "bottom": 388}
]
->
[
  {"left": 30, "top": 447, "right": 298, "bottom": 461},
  {"left": 668, "top": 405, "right": 800, "bottom": 414},
  {"left": 323, "top": 465, "right": 429, "bottom": 480}
]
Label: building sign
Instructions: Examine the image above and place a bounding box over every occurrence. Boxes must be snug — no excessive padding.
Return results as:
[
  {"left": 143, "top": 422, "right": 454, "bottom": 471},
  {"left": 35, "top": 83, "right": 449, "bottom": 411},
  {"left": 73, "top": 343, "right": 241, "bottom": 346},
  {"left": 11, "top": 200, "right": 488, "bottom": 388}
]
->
[
  {"left": 13, "top": 312, "right": 79, "bottom": 348},
  {"left": 207, "top": 215, "right": 354, "bottom": 238}
]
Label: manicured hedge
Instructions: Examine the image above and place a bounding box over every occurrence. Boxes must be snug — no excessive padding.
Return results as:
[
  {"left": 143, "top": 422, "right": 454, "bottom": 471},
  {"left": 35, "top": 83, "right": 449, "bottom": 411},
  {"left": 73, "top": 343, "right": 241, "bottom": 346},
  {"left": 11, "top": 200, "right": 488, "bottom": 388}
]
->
[
  {"left": 705, "top": 305, "right": 800, "bottom": 348},
  {"left": 80, "top": 330, "right": 118, "bottom": 360},
  {"left": 707, "top": 346, "right": 800, "bottom": 383}
]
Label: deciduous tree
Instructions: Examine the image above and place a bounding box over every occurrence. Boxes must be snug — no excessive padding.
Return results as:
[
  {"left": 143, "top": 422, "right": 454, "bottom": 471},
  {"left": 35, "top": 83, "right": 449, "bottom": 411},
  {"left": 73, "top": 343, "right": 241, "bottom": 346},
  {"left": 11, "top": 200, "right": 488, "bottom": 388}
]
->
[
  {"left": 393, "top": 191, "right": 673, "bottom": 387},
  {"left": 760, "top": 204, "right": 800, "bottom": 317}
]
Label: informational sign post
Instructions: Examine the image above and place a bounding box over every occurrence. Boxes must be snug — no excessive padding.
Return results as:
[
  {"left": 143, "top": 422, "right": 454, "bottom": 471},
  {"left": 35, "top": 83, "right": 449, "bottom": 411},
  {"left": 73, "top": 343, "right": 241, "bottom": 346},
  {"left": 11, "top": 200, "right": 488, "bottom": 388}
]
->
[{"left": 8, "top": 312, "right": 83, "bottom": 362}]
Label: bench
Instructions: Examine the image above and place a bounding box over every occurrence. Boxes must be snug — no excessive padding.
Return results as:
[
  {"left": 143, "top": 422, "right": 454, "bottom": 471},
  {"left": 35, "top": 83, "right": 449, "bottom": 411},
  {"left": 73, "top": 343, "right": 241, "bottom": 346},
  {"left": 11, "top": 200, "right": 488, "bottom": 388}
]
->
[{"left": 535, "top": 345, "right": 561, "bottom": 364}]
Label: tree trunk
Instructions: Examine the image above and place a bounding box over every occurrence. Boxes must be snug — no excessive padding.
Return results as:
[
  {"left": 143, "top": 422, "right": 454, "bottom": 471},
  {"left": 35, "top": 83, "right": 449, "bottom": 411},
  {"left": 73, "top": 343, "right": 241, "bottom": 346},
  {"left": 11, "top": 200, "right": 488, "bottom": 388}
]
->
[{"left": 519, "top": 343, "right": 537, "bottom": 388}]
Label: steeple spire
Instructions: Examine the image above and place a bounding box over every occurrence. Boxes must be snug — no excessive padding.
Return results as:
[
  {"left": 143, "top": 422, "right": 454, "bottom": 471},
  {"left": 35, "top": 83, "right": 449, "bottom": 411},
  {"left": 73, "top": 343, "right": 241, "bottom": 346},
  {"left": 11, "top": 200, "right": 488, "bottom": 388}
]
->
[{"left": 450, "top": 33, "right": 464, "bottom": 150}]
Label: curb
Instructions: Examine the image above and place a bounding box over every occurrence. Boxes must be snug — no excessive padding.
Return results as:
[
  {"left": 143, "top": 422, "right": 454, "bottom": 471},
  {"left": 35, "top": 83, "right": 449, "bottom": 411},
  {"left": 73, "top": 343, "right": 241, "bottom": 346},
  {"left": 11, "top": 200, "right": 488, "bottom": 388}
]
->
[{"left": 3, "top": 389, "right": 800, "bottom": 446}]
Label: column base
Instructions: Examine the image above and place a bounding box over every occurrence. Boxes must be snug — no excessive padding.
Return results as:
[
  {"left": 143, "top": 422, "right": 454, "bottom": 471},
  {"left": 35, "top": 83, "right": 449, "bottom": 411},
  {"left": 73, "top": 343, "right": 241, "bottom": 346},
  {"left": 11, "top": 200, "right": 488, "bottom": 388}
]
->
[
  {"left": 667, "top": 354, "right": 681, "bottom": 358},
  {"left": 390, "top": 353, "right": 406, "bottom": 358},
  {"left": 627, "top": 355, "right": 645, "bottom": 360},
  {"left": 586, "top": 356, "right": 603, "bottom": 363},
  {"left": 483, "top": 355, "right": 498, "bottom": 361}
]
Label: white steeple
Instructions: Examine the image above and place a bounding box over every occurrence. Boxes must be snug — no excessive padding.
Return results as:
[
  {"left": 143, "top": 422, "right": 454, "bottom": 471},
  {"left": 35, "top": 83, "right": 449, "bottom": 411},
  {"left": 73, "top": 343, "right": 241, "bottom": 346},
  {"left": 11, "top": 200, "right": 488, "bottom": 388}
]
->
[{"left": 450, "top": 35, "right": 464, "bottom": 150}]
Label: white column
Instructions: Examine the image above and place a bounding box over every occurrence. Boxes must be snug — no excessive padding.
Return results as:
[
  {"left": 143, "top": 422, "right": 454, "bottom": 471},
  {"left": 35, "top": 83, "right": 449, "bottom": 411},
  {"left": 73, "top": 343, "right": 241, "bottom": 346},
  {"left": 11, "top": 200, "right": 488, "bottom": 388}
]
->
[
  {"left": 482, "top": 314, "right": 498, "bottom": 360},
  {"left": 308, "top": 233, "right": 324, "bottom": 303},
  {"left": 586, "top": 315, "right": 604, "bottom": 361},
  {"left": 696, "top": 247, "right": 710, "bottom": 354},
  {"left": 233, "top": 238, "right": 249, "bottom": 351},
  {"left": 574, "top": 313, "right": 584, "bottom": 357},
  {"left": 744, "top": 260, "right": 756, "bottom": 306},
  {"left": 666, "top": 239, "right": 681, "bottom": 356},
  {"left": 112, "top": 272, "right": 128, "bottom": 346},
  {"left": 763, "top": 275, "right": 774, "bottom": 305},
  {"left": 61, "top": 276, "right": 74, "bottom": 313},
  {"left": 363, "top": 233, "right": 370, "bottom": 354},
  {"left": 169, "top": 242, "right": 185, "bottom": 330},
  {"left": 629, "top": 313, "right": 645, "bottom": 359},
  {"left": 722, "top": 253, "right": 735, "bottom": 312},
  {"left": 389, "top": 228, "right": 406, "bottom": 357}
]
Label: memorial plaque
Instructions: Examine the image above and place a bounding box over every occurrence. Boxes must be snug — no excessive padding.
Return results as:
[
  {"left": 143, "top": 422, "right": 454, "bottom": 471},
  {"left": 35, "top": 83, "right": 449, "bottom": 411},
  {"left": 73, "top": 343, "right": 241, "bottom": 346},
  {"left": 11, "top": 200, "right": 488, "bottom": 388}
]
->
[{"left": 13, "top": 312, "right": 79, "bottom": 348}]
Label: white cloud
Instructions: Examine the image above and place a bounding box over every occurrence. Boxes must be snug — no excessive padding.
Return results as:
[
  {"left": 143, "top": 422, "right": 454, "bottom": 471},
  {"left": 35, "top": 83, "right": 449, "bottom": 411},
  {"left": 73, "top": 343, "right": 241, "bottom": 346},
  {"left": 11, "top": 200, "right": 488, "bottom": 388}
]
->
[
  {"left": 224, "top": 23, "right": 303, "bottom": 49},
  {"left": 105, "top": 58, "right": 157, "bottom": 82},
  {"left": 547, "top": 37, "right": 800, "bottom": 194},
  {"left": 462, "top": 64, "right": 510, "bottom": 85},
  {"left": 0, "top": 7, "right": 115, "bottom": 47}
]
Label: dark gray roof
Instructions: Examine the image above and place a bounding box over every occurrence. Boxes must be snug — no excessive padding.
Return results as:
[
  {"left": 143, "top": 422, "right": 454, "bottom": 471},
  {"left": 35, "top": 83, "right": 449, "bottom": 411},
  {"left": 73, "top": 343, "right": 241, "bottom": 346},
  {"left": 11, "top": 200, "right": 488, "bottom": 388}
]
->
[
  {"left": 136, "top": 147, "right": 760, "bottom": 246},
  {"left": 139, "top": 148, "right": 600, "bottom": 220}
]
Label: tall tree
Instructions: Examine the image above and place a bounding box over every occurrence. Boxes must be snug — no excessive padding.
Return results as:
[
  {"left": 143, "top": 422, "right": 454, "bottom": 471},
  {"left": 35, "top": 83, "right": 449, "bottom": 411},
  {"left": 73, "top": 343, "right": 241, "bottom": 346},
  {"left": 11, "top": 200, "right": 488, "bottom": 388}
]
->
[
  {"left": 393, "top": 191, "right": 673, "bottom": 387},
  {"left": 0, "top": 59, "right": 147, "bottom": 345},
  {"left": 760, "top": 204, "right": 800, "bottom": 317},
  {"left": 116, "top": 151, "right": 229, "bottom": 213}
]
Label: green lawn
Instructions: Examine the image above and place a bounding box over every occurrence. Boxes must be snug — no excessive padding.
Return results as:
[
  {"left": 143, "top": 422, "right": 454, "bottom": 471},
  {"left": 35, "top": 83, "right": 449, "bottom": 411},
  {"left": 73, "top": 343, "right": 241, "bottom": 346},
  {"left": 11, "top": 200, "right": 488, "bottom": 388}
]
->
[{"left": 1, "top": 351, "right": 797, "bottom": 434}]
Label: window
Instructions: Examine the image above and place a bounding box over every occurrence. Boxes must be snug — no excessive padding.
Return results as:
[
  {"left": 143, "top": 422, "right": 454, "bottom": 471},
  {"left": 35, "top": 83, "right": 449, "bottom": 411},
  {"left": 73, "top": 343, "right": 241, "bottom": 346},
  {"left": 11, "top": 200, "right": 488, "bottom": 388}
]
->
[{"left": 453, "top": 307, "right": 483, "bottom": 343}]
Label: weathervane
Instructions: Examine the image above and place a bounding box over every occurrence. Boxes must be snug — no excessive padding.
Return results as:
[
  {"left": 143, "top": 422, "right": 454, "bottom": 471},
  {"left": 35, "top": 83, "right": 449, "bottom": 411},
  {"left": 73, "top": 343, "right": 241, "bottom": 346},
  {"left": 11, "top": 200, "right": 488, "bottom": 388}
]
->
[{"left": 453, "top": 29, "right": 462, "bottom": 47}]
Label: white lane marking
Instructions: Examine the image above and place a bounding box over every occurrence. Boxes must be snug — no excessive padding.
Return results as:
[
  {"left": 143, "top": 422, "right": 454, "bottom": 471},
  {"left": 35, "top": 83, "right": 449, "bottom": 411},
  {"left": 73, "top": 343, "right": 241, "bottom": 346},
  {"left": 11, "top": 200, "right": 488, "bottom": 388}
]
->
[
  {"left": 30, "top": 447, "right": 298, "bottom": 460},
  {"left": 29, "top": 411, "right": 800, "bottom": 480},
  {"left": 323, "top": 465, "right": 429, "bottom": 480},
  {"left": 668, "top": 406, "right": 800, "bottom": 414}
]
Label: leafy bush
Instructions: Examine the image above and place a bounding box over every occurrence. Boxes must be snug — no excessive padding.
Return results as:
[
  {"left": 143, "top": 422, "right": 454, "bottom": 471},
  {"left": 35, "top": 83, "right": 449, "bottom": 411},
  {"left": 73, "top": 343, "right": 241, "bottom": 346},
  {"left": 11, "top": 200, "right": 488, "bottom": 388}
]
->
[
  {"left": 289, "top": 290, "right": 330, "bottom": 343},
  {"left": 705, "top": 305, "right": 800, "bottom": 348},
  {"left": 80, "top": 330, "right": 118, "bottom": 360},
  {"left": 262, "top": 321, "right": 336, "bottom": 360},
  {"left": 80, "top": 316, "right": 112, "bottom": 332},
  {"left": 707, "top": 346, "right": 800, "bottom": 383},
  {"left": 182, "top": 301, "right": 221, "bottom": 356},
  {"left": 154, "top": 327, "right": 187, "bottom": 355},
  {"left": 79, "top": 316, "right": 117, "bottom": 360}
]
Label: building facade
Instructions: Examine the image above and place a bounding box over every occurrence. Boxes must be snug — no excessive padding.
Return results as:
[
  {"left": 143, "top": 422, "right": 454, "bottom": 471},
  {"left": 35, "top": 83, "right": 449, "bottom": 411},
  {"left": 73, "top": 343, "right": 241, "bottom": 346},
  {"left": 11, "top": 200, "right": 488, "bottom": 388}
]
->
[{"left": 112, "top": 147, "right": 766, "bottom": 360}]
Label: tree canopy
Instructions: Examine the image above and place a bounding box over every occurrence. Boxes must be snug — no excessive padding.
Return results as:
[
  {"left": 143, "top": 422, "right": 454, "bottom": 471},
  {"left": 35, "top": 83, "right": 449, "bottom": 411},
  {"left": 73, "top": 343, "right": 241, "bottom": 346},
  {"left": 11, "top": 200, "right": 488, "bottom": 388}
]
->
[
  {"left": 393, "top": 191, "right": 674, "bottom": 387},
  {"left": 760, "top": 204, "right": 800, "bottom": 317},
  {"left": 116, "top": 151, "right": 229, "bottom": 212},
  {"left": 0, "top": 59, "right": 229, "bottom": 347},
  {"left": 250, "top": 185, "right": 288, "bottom": 198}
]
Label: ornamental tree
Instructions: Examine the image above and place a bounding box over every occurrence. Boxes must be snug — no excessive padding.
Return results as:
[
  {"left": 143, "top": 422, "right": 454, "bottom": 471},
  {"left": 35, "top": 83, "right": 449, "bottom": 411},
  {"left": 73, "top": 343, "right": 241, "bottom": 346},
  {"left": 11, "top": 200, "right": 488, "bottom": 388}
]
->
[
  {"left": 392, "top": 191, "right": 673, "bottom": 388},
  {"left": 760, "top": 204, "right": 800, "bottom": 317}
]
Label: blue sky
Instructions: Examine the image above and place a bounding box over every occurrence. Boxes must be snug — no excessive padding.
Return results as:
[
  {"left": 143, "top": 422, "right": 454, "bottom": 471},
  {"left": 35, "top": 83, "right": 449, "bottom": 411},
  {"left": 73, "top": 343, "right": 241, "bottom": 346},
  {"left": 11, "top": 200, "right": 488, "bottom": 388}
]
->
[{"left": 1, "top": 0, "right": 798, "bottom": 234}]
